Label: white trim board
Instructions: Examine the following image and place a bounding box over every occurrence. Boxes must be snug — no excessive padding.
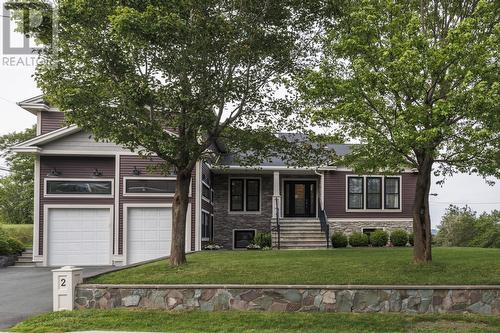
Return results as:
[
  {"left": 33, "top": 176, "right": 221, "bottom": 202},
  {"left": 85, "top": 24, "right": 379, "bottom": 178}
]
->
[{"left": 43, "top": 178, "right": 115, "bottom": 198}]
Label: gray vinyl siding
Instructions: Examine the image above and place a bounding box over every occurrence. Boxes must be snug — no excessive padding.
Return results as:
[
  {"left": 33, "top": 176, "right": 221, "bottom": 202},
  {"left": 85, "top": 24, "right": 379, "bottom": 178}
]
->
[{"left": 40, "top": 131, "right": 130, "bottom": 152}]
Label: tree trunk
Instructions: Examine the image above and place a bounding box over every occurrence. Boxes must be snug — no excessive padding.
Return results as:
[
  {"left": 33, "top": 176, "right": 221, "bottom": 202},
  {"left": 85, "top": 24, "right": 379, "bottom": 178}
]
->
[
  {"left": 170, "top": 169, "right": 192, "bottom": 267},
  {"left": 412, "top": 154, "right": 433, "bottom": 263}
]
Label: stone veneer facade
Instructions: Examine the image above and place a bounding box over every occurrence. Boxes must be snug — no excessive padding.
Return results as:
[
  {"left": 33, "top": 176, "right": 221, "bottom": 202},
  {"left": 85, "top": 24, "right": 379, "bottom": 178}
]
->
[
  {"left": 212, "top": 174, "right": 273, "bottom": 249},
  {"left": 329, "top": 220, "right": 413, "bottom": 235},
  {"left": 75, "top": 285, "right": 500, "bottom": 315}
]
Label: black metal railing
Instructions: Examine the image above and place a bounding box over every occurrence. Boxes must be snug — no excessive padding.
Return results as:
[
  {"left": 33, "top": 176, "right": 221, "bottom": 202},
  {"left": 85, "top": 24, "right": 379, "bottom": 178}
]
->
[
  {"left": 318, "top": 198, "right": 330, "bottom": 248},
  {"left": 271, "top": 196, "right": 281, "bottom": 249}
]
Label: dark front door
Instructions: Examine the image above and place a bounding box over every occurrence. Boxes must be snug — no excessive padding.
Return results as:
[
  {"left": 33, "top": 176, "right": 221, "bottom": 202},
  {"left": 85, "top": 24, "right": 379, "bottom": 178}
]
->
[{"left": 284, "top": 181, "right": 317, "bottom": 217}]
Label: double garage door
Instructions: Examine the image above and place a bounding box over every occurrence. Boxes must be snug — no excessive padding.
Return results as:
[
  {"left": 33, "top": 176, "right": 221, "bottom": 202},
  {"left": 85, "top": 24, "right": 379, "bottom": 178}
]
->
[{"left": 46, "top": 207, "right": 173, "bottom": 266}]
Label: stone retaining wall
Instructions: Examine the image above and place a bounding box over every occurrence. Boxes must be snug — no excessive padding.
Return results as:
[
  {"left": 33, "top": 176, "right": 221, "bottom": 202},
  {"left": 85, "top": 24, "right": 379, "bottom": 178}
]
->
[
  {"left": 329, "top": 220, "right": 413, "bottom": 235},
  {"left": 75, "top": 284, "right": 500, "bottom": 315}
]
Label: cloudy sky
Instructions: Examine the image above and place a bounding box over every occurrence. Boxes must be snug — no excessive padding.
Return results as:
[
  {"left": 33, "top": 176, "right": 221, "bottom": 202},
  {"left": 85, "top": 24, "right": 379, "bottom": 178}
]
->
[{"left": 0, "top": 1, "right": 498, "bottom": 227}]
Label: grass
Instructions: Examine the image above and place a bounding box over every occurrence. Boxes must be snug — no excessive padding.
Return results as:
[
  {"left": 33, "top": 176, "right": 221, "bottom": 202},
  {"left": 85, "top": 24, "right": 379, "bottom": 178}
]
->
[
  {"left": 11, "top": 309, "right": 500, "bottom": 333},
  {"left": 89, "top": 247, "right": 500, "bottom": 285},
  {"left": 0, "top": 224, "right": 33, "bottom": 247}
]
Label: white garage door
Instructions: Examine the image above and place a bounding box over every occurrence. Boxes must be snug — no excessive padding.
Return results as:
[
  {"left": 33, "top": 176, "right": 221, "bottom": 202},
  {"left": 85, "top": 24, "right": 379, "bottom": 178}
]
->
[
  {"left": 47, "top": 208, "right": 112, "bottom": 266},
  {"left": 127, "top": 207, "right": 172, "bottom": 264}
]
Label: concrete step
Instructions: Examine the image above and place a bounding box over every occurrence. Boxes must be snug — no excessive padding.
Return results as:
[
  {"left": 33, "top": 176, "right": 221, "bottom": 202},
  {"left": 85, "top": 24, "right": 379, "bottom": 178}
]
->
[
  {"left": 273, "top": 230, "right": 325, "bottom": 235},
  {"left": 278, "top": 236, "right": 328, "bottom": 242},
  {"left": 17, "top": 256, "right": 33, "bottom": 262},
  {"left": 13, "top": 261, "right": 36, "bottom": 267}
]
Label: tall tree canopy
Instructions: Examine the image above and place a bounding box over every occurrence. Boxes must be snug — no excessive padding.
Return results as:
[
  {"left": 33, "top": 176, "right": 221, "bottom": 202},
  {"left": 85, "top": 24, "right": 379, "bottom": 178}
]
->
[
  {"left": 6, "top": 0, "right": 320, "bottom": 265},
  {"left": 299, "top": 0, "right": 499, "bottom": 262},
  {"left": 0, "top": 127, "right": 36, "bottom": 225}
]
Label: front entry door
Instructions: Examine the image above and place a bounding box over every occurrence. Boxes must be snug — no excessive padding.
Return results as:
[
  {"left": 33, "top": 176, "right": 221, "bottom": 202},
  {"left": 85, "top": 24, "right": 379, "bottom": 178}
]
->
[{"left": 284, "top": 181, "right": 316, "bottom": 217}]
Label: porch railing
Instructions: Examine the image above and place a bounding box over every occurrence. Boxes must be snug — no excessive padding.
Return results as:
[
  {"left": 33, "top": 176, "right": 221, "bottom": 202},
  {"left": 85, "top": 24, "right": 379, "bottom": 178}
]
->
[
  {"left": 271, "top": 196, "right": 281, "bottom": 249},
  {"left": 318, "top": 198, "right": 330, "bottom": 248}
]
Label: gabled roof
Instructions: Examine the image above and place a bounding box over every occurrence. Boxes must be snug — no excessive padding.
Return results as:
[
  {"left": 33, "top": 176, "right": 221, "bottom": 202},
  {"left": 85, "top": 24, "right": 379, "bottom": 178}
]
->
[
  {"left": 17, "top": 95, "right": 53, "bottom": 115},
  {"left": 10, "top": 125, "right": 81, "bottom": 153}
]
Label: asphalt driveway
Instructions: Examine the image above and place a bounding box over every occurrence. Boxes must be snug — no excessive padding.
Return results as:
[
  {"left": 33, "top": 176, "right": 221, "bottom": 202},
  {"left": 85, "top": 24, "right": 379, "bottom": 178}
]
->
[{"left": 0, "top": 266, "right": 115, "bottom": 330}]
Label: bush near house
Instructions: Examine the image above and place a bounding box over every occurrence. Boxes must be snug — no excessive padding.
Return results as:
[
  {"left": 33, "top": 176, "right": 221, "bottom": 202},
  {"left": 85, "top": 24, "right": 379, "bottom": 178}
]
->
[
  {"left": 370, "top": 230, "right": 389, "bottom": 247},
  {"left": 391, "top": 230, "right": 409, "bottom": 247},
  {"left": 253, "top": 232, "right": 272, "bottom": 248},
  {"left": 0, "top": 227, "right": 25, "bottom": 255},
  {"left": 331, "top": 232, "right": 348, "bottom": 248},
  {"left": 348, "top": 232, "right": 369, "bottom": 247},
  {"left": 408, "top": 233, "right": 414, "bottom": 246},
  {"left": 2, "top": 224, "right": 33, "bottom": 247}
]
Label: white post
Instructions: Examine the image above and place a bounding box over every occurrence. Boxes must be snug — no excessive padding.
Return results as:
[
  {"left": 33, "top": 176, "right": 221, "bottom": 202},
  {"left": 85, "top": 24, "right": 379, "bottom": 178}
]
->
[
  {"left": 272, "top": 171, "right": 281, "bottom": 218},
  {"left": 52, "top": 266, "right": 83, "bottom": 311}
]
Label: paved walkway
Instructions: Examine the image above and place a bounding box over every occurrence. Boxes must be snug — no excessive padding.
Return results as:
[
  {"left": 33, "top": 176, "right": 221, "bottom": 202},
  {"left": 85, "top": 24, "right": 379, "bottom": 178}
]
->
[{"left": 0, "top": 266, "right": 114, "bottom": 330}]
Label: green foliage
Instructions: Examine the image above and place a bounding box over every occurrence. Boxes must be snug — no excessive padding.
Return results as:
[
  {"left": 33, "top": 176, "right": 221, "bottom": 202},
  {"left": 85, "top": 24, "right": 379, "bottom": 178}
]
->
[
  {"left": 7, "top": 237, "right": 25, "bottom": 255},
  {"left": 370, "top": 230, "right": 389, "bottom": 247},
  {"left": 2, "top": 224, "right": 33, "bottom": 247},
  {"left": 0, "top": 127, "right": 36, "bottom": 224},
  {"left": 408, "top": 233, "right": 415, "bottom": 246},
  {"left": 348, "top": 232, "right": 369, "bottom": 247},
  {"left": 435, "top": 206, "right": 499, "bottom": 248},
  {"left": 253, "top": 232, "right": 272, "bottom": 248},
  {"left": 331, "top": 232, "right": 348, "bottom": 248},
  {"left": 390, "top": 230, "right": 409, "bottom": 247}
]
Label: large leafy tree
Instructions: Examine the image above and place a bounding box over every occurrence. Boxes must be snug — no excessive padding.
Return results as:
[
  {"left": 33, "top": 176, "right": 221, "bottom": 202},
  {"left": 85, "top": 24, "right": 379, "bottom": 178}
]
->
[
  {"left": 0, "top": 127, "right": 36, "bottom": 225},
  {"left": 6, "top": 0, "right": 320, "bottom": 265},
  {"left": 299, "top": 0, "right": 499, "bottom": 262}
]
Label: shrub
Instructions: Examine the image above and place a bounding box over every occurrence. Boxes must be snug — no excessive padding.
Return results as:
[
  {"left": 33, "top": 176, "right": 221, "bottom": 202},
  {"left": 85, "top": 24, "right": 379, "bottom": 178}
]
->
[
  {"left": 331, "top": 232, "right": 348, "bottom": 248},
  {"left": 253, "top": 232, "right": 272, "bottom": 248},
  {"left": 349, "top": 232, "right": 369, "bottom": 247},
  {"left": 370, "top": 230, "right": 389, "bottom": 247},
  {"left": 390, "top": 229, "right": 409, "bottom": 247},
  {"left": 3, "top": 224, "right": 33, "bottom": 247},
  {"left": 7, "top": 237, "right": 24, "bottom": 254},
  {"left": 0, "top": 237, "right": 11, "bottom": 255},
  {"left": 408, "top": 233, "right": 414, "bottom": 246}
]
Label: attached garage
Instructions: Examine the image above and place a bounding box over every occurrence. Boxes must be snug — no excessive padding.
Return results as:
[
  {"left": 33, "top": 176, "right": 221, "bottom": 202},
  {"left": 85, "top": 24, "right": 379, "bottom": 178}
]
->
[
  {"left": 125, "top": 206, "right": 172, "bottom": 264},
  {"left": 46, "top": 207, "right": 113, "bottom": 266}
]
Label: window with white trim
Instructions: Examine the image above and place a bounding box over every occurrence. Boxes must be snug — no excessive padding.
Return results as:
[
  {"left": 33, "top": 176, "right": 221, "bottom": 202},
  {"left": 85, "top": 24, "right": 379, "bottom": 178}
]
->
[
  {"left": 202, "top": 183, "right": 211, "bottom": 201},
  {"left": 347, "top": 177, "right": 364, "bottom": 209},
  {"left": 366, "top": 177, "right": 382, "bottom": 209},
  {"left": 124, "top": 178, "right": 175, "bottom": 195},
  {"left": 229, "top": 178, "right": 260, "bottom": 212},
  {"left": 46, "top": 180, "right": 112, "bottom": 195},
  {"left": 384, "top": 177, "right": 400, "bottom": 209},
  {"left": 347, "top": 176, "right": 401, "bottom": 211}
]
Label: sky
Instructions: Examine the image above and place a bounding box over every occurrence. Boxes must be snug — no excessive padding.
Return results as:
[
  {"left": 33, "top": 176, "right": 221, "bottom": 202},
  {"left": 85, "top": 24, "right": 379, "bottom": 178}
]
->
[{"left": 0, "top": 1, "right": 498, "bottom": 228}]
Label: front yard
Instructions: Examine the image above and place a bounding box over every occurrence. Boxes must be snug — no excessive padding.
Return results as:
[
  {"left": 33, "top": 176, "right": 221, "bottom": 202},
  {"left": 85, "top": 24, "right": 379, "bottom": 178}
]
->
[
  {"left": 89, "top": 247, "right": 500, "bottom": 285},
  {"left": 11, "top": 309, "right": 500, "bottom": 333}
]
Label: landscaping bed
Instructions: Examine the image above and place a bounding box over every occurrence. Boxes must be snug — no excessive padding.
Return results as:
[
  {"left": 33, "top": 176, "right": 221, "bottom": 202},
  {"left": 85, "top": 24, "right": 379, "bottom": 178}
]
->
[
  {"left": 88, "top": 248, "right": 500, "bottom": 285},
  {"left": 10, "top": 309, "right": 500, "bottom": 333}
]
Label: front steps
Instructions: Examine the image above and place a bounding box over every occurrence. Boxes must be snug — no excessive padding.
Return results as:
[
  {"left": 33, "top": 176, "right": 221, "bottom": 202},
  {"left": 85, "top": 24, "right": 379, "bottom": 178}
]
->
[
  {"left": 271, "top": 219, "right": 329, "bottom": 249},
  {"left": 14, "top": 248, "right": 35, "bottom": 267}
]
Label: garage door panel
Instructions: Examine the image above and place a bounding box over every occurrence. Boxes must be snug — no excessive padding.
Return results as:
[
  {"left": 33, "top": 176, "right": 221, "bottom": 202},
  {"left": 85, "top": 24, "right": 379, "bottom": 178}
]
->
[
  {"left": 127, "top": 207, "right": 172, "bottom": 264},
  {"left": 47, "top": 208, "right": 111, "bottom": 266}
]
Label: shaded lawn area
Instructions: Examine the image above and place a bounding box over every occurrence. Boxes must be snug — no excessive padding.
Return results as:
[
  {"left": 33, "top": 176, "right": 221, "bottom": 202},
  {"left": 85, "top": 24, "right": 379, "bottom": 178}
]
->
[
  {"left": 89, "top": 247, "right": 500, "bottom": 285},
  {"left": 11, "top": 309, "right": 500, "bottom": 333},
  {"left": 1, "top": 224, "right": 33, "bottom": 247}
]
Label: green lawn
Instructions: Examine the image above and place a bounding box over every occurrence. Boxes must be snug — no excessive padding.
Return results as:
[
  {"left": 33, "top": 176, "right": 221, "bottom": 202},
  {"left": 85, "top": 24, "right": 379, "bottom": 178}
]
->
[
  {"left": 11, "top": 309, "right": 500, "bottom": 333},
  {"left": 0, "top": 224, "right": 33, "bottom": 247},
  {"left": 89, "top": 247, "right": 500, "bottom": 285}
]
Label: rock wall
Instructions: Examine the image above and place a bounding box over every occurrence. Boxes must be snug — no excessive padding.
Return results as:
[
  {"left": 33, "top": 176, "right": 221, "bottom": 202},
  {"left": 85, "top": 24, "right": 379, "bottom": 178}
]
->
[
  {"left": 329, "top": 220, "right": 413, "bottom": 235},
  {"left": 0, "top": 255, "right": 17, "bottom": 268},
  {"left": 75, "top": 285, "right": 499, "bottom": 315}
]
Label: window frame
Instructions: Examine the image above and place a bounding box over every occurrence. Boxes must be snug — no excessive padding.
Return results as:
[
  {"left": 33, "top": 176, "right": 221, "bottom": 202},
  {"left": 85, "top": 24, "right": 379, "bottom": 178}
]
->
[
  {"left": 366, "top": 177, "right": 383, "bottom": 209},
  {"left": 347, "top": 176, "right": 364, "bottom": 210},
  {"left": 123, "top": 177, "right": 176, "bottom": 197},
  {"left": 345, "top": 175, "right": 402, "bottom": 212},
  {"left": 44, "top": 178, "right": 114, "bottom": 198},
  {"left": 201, "top": 180, "right": 211, "bottom": 203},
  {"left": 384, "top": 177, "right": 401, "bottom": 210},
  {"left": 201, "top": 210, "right": 213, "bottom": 241},
  {"left": 228, "top": 177, "right": 261, "bottom": 214},
  {"left": 233, "top": 229, "right": 256, "bottom": 249}
]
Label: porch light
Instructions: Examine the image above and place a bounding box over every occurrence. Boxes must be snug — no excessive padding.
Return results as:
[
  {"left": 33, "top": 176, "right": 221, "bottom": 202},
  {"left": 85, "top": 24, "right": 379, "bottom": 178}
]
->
[
  {"left": 93, "top": 168, "right": 103, "bottom": 177},
  {"left": 47, "top": 168, "right": 61, "bottom": 177},
  {"left": 132, "top": 166, "right": 141, "bottom": 176}
]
